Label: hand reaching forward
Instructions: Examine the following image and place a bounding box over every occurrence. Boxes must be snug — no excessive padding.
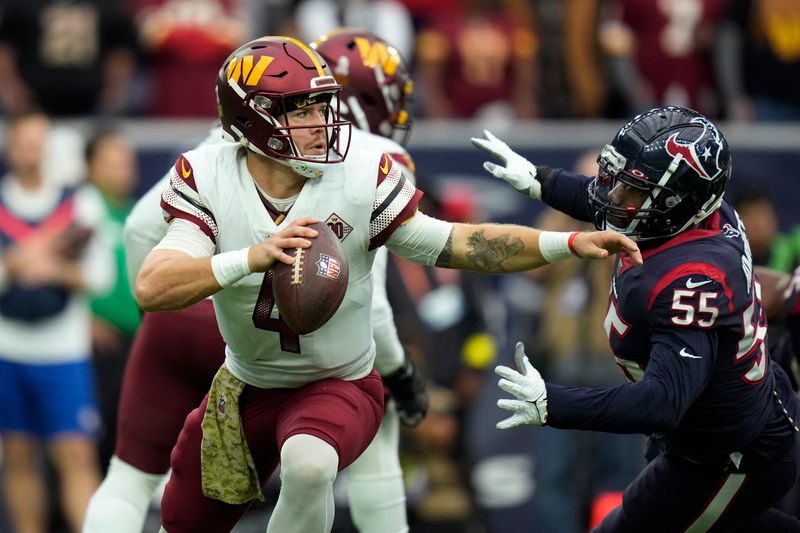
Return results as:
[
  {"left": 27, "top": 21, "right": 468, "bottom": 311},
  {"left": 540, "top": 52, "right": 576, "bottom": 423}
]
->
[
  {"left": 248, "top": 216, "right": 319, "bottom": 272},
  {"left": 496, "top": 342, "right": 548, "bottom": 429},
  {"left": 471, "top": 130, "right": 541, "bottom": 199},
  {"left": 571, "top": 230, "right": 642, "bottom": 266}
]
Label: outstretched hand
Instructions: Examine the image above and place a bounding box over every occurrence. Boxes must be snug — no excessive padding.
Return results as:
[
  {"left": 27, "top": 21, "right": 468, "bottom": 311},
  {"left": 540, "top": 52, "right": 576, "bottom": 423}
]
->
[
  {"left": 495, "top": 342, "right": 548, "bottom": 429},
  {"left": 470, "top": 130, "right": 542, "bottom": 200},
  {"left": 572, "top": 230, "right": 642, "bottom": 265}
]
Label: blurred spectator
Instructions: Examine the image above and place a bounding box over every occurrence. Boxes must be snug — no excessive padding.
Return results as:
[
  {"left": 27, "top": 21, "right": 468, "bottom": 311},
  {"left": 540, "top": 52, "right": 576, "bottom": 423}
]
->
[
  {"left": 135, "top": 0, "right": 248, "bottom": 116},
  {"left": 394, "top": 0, "right": 459, "bottom": 34},
  {"left": 415, "top": 0, "right": 539, "bottom": 120},
  {"left": 0, "top": 110, "right": 113, "bottom": 532},
  {"left": 716, "top": 0, "right": 800, "bottom": 121},
  {"left": 561, "top": 0, "right": 609, "bottom": 118},
  {"left": 533, "top": 0, "right": 619, "bottom": 119},
  {"left": 295, "top": 0, "right": 415, "bottom": 61},
  {"left": 733, "top": 187, "right": 800, "bottom": 272},
  {"left": 0, "top": 0, "right": 137, "bottom": 116},
  {"left": 600, "top": 0, "right": 728, "bottom": 118},
  {"left": 84, "top": 126, "right": 141, "bottom": 473}
]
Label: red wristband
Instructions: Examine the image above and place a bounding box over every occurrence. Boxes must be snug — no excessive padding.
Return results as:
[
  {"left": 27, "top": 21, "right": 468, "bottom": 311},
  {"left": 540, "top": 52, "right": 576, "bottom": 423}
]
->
[{"left": 568, "top": 232, "right": 580, "bottom": 257}]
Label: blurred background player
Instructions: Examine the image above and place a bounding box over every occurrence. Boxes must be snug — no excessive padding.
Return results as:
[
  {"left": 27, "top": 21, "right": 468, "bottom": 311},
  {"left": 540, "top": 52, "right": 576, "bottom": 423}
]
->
[
  {"left": 0, "top": 109, "right": 114, "bottom": 532},
  {"left": 475, "top": 106, "right": 800, "bottom": 531},
  {"left": 84, "top": 126, "right": 143, "bottom": 474},
  {"left": 83, "top": 29, "right": 427, "bottom": 533}
]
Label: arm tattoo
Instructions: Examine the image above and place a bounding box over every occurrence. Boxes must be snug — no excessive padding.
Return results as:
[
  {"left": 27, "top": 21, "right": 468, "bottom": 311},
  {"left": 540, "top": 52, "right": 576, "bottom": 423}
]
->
[
  {"left": 435, "top": 229, "right": 454, "bottom": 267},
  {"left": 465, "top": 230, "right": 524, "bottom": 272}
]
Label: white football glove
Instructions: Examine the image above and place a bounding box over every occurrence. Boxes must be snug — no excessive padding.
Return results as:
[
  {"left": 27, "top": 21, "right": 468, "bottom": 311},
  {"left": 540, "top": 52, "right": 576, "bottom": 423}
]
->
[
  {"left": 495, "top": 342, "right": 548, "bottom": 429},
  {"left": 470, "top": 130, "right": 542, "bottom": 199}
]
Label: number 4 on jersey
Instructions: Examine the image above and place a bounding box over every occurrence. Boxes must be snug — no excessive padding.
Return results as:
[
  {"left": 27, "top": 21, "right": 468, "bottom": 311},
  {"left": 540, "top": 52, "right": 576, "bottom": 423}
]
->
[{"left": 252, "top": 271, "right": 301, "bottom": 353}]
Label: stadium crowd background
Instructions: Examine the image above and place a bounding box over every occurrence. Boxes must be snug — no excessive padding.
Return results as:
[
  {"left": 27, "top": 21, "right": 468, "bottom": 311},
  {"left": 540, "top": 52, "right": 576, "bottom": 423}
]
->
[{"left": 1, "top": 0, "right": 800, "bottom": 532}]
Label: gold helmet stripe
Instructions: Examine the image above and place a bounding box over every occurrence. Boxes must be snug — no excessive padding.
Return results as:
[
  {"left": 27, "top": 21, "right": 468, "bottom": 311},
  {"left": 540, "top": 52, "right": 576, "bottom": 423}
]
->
[{"left": 277, "top": 36, "right": 325, "bottom": 77}]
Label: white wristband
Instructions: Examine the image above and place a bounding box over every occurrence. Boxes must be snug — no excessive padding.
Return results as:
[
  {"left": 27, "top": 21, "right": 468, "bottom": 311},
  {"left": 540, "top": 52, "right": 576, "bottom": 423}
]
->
[
  {"left": 211, "top": 248, "right": 252, "bottom": 288},
  {"left": 538, "top": 231, "right": 579, "bottom": 263}
]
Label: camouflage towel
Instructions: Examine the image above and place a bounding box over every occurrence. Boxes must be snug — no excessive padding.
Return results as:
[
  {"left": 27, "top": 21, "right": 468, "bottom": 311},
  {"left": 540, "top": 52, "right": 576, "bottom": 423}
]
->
[{"left": 200, "top": 365, "right": 264, "bottom": 504}]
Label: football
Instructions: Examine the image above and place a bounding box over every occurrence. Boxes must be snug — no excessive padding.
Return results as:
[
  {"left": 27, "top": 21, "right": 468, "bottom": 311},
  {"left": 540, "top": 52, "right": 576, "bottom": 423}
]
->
[{"left": 272, "top": 221, "right": 349, "bottom": 335}]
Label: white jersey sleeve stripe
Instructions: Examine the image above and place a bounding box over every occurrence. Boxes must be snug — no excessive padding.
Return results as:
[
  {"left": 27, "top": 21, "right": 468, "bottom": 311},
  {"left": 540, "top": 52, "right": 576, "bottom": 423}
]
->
[{"left": 160, "top": 168, "right": 219, "bottom": 244}]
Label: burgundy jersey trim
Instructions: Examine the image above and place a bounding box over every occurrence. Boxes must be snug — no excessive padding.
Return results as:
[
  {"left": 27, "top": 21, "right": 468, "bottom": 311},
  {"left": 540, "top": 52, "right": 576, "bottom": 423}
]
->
[
  {"left": 160, "top": 198, "right": 218, "bottom": 244},
  {"left": 255, "top": 187, "right": 290, "bottom": 223},
  {"left": 647, "top": 261, "right": 734, "bottom": 312},
  {"left": 175, "top": 155, "right": 199, "bottom": 193}
]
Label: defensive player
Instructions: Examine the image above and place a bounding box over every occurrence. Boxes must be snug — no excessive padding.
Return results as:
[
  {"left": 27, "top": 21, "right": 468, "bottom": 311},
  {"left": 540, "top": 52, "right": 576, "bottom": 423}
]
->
[
  {"left": 474, "top": 106, "right": 800, "bottom": 531},
  {"left": 140, "top": 36, "right": 640, "bottom": 532},
  {"left": 84, "top": 30, "right": 425, "bottom": 533}
]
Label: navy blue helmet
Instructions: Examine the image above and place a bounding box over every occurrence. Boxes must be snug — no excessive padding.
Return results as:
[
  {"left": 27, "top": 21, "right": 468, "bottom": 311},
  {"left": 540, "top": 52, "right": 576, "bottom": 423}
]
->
[{"left": 589, "top": 106, "right": 732, "bottom": 241}]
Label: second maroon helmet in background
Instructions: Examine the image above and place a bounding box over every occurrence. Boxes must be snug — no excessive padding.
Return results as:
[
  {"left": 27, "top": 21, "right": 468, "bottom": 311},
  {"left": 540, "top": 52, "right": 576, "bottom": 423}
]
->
[{"left": 312, "top": 29, "right": 414, "bottom": 146}]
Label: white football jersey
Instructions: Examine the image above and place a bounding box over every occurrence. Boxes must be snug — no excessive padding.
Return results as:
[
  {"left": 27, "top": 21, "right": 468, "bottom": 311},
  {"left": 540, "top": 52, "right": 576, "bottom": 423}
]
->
[
  {"left": 160, "top": 142, "right": 421, "bottom": 388},
  {"left": 123, "top": 127, "right": 413, "bottom": 286}
]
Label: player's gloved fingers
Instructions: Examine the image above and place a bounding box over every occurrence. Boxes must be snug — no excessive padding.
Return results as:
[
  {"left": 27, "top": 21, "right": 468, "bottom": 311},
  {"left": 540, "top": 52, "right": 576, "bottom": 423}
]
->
[
  {"left": 497, "top": 398, "right": 528, "bottom": 412},
  {"left": 495, "top": 365, "right": 523, "bottom": 382},
  {"left": 496, "top": 412, "right": 526, "bottom": 430},
  {"left": 470, "top": 136, "right": 493, "bottom": 154},
  {"left": 483, "top": 130, "right": 509, "bottom": 152},
  {"left": 483, "top": 161, "right": 506, "bottom": 179},
  {"left": 497, "top": 378, "right": 529, "bottom": 400},
  {"left": 472, "top": 132, "right": 508, "bottom": 163},
  {"left": 514, "top": 342, "right": 531, "bottom": 375}
]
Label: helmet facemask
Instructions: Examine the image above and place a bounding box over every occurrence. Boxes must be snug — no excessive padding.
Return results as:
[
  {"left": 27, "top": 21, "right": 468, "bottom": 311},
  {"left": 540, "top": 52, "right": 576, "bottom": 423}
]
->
[
  {"left": 590, "top": 144, "right": 699, "bottom": 241},
  {"left": 226, "top": 79, "right": 351, "bottom": 178}
]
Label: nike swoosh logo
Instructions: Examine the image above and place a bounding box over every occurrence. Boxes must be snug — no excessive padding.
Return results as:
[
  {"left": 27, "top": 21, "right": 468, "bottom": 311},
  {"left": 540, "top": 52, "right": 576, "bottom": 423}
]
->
[
  {"left": 180, "top": 158, "right": 192, "bottom": 179},
  {"left": 679, "top": 348, "right": 702, "bottom": 359},
  {"left": 380, "top": 155, "right": 390, "bottom": 174},
  {"left": 686, "top": 278, "right": 712, "bottom": 289}
]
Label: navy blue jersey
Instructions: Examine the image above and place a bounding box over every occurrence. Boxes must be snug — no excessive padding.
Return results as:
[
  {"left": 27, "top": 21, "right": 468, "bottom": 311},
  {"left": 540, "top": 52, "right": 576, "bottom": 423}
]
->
[{"left": 540, "top": 169, "right": 799, "bottom": 466}]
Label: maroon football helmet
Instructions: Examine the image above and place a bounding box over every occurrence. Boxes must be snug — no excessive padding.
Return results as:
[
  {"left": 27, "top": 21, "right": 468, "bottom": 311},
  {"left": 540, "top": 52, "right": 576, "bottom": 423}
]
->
[
  {"left": 216, "top": 36, "right": 351, "bottom": 178},
  {"left": 312, "top": 29, "right": 413, "bottom": 146}
]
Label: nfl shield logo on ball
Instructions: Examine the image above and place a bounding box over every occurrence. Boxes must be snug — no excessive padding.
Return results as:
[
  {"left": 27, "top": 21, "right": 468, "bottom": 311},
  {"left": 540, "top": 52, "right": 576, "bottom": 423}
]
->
[{"left": 316, "top": 253, "right": 342, "bottom": 280}]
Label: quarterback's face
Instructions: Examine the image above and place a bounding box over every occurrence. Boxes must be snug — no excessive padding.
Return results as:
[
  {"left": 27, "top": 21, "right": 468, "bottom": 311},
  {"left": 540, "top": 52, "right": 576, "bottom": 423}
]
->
[{"left": 283, "top": 103, "right": 329, "bottom": 156}]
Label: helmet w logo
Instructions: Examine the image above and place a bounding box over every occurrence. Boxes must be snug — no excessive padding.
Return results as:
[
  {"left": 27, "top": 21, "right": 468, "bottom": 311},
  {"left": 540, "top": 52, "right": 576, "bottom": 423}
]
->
[
  {"left": 354, "top": 37, "right": 400, "bottom": 76},
  {"left": 665, "top": 117, "right": 724, "bottom": 181},
  {"left": 227, "top": 55, "right": 274, "bottom": 86}
]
